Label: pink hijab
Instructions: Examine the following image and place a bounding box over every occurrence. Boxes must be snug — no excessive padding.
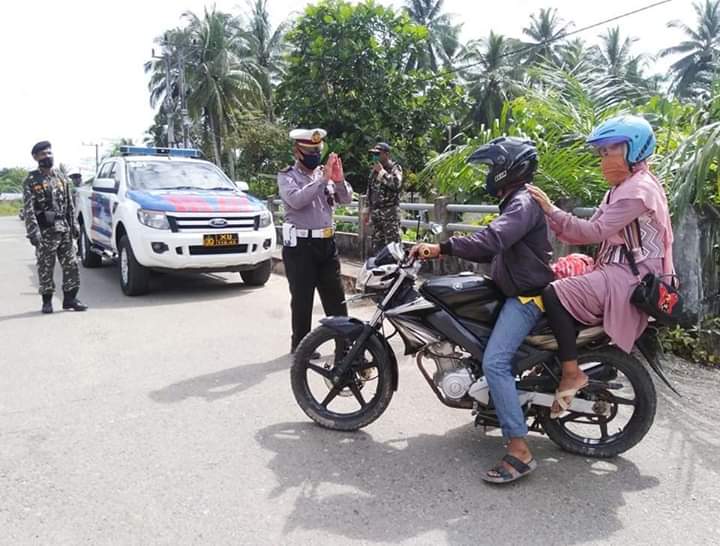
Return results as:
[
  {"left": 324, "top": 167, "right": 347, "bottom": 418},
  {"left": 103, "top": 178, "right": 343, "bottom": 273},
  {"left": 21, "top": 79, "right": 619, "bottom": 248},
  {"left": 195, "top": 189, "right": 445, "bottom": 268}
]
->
[{"left": 611, "top": 162, "right": 675, "bottom": 276}]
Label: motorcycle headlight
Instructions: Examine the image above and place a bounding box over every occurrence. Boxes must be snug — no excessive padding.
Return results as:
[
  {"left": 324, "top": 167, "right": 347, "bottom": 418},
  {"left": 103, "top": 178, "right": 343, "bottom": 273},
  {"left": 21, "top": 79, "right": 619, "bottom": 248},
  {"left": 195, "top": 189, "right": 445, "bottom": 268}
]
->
[
  {"left": 258, "top": 210, "right": 273, "bottom": 228},
  {"left": 137, "top": 209, "right": 170, "bottom": 230}
]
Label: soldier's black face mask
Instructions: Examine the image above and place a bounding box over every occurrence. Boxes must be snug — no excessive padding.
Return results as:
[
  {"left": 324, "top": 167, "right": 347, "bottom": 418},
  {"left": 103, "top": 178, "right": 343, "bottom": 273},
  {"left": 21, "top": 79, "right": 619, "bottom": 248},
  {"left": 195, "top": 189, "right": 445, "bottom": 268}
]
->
[
  {"left": 38, "top": 157, "right": 54, "bottom": 169},
  {"left": 299, "top": 150, "right": 321, "bottom": 170}
]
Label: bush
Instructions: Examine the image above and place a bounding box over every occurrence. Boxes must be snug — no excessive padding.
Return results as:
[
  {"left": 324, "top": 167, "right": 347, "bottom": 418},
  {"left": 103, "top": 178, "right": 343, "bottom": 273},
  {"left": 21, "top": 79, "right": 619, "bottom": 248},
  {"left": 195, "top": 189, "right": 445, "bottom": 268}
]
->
[
  {"left": 0, "top": 200, "right": 22, "bottom": 216},
  {"left": 660, "top": 318, "right": 720, "bottom": 367},
  {"left": 247, "top": 177, "right": 278, "bottom": 200}
]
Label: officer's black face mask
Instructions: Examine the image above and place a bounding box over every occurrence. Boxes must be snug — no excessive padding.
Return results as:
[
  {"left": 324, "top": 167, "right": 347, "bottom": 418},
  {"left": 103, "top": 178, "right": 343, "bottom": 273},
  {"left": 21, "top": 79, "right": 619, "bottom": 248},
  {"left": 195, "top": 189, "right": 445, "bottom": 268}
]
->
[
  {"left": 38, "top": 157, "right": 54, "bottom": 169},
  {"left": 299, "top": 150, "right": 321, "bottom": 170}
]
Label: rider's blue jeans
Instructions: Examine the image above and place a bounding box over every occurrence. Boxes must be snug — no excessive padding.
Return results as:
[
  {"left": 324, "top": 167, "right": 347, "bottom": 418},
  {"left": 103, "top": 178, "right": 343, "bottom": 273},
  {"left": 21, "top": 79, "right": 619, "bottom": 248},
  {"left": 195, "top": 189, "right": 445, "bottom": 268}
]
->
[{"left": 483, "top": 297, "right": 543, "bottom": 439}]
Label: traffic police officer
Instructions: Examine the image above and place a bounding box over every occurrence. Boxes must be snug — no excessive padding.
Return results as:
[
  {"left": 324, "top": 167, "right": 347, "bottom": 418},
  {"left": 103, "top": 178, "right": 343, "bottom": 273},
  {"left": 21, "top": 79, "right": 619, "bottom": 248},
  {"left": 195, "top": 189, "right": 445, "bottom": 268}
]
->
[
  {"left": 23, "top": 141, "right": 87, "bottom": 314},
  {"left": 277, "top": 128, "right": 353, "bottom": 352}
]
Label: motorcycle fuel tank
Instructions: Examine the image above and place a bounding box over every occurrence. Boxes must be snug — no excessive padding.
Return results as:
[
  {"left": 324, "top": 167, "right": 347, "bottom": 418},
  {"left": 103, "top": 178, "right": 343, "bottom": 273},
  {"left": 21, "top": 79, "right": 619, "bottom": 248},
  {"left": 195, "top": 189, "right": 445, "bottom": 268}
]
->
[{"left": 420, "top": 273, "right": 505, "bottom": 324}]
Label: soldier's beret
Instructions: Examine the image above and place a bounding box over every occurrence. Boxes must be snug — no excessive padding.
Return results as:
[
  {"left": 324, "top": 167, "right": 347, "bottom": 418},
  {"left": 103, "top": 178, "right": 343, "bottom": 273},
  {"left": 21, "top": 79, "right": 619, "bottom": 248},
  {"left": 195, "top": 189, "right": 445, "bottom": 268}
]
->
[
  {"left": 289, "top": 128, "right": 326, "bottom": 149},
  {"left": 369, "top": 142, "right": 391, "bottom": 153},
  {"left": 31, "top": 141, "right": 51, "bottom": 156}
]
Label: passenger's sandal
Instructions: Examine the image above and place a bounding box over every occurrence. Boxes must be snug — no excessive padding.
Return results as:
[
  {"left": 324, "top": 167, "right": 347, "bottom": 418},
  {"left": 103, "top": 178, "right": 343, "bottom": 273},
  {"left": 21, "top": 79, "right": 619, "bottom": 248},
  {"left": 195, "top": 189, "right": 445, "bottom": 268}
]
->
[{"left": 550, "top": 379, "right": 589, "bottom": 419}]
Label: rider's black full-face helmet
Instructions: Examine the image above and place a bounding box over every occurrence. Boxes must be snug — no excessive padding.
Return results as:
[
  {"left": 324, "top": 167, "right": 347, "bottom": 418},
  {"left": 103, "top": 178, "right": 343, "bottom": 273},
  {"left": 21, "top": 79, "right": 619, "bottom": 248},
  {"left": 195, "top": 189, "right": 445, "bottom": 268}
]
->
[{"left": 468, "top": 136, "right": 538, "bottom": 197}]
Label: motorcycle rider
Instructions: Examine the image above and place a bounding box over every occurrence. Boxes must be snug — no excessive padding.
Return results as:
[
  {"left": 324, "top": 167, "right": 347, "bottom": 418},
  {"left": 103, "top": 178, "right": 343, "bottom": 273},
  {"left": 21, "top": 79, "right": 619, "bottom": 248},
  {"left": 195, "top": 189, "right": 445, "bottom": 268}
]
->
[{"left": 411, "top": 137, "right": 554, "bottom": 483}]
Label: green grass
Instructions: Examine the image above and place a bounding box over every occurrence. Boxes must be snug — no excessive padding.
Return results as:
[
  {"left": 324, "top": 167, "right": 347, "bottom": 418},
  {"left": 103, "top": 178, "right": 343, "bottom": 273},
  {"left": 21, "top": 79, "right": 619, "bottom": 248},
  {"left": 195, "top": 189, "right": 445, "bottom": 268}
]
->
[{"left": 0, "top": 200, "right": 22, "bottom": 216}]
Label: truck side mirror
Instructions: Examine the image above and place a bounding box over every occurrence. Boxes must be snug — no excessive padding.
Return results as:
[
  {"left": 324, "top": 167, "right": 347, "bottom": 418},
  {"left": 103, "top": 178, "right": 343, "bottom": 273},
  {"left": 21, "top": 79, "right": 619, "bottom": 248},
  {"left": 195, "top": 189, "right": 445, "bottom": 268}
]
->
[{"left": 93, "top": 177, "right": 117, "bottom": 193}]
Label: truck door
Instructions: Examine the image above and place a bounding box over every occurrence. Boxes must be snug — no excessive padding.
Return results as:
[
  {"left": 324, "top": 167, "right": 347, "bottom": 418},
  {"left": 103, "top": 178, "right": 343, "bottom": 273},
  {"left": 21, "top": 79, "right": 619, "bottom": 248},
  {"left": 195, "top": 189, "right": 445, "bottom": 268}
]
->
[{"left": 90, "top": 161, "right": 117, "bottom": 249}]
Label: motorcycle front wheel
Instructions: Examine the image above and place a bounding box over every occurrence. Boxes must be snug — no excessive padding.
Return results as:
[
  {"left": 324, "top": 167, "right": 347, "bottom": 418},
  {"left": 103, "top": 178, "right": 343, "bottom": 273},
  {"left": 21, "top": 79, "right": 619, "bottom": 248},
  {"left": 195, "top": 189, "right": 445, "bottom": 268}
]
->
[
  {"left": 291, "top": 325, "right": 395, "bottom": 431},
  {"left": 539, "top": 348, "right": 657, "bottom": 458}
]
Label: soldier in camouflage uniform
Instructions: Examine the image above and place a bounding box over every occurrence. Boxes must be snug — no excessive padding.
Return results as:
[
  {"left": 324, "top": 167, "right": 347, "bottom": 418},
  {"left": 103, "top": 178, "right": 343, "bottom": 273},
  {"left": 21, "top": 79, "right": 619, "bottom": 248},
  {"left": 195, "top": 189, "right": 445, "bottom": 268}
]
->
[
  {"left": 23, "top": 141, "right": 87, "bottom": 314},
  {"left": 366, "top": 142, "right": 403, "bottom": 253}
]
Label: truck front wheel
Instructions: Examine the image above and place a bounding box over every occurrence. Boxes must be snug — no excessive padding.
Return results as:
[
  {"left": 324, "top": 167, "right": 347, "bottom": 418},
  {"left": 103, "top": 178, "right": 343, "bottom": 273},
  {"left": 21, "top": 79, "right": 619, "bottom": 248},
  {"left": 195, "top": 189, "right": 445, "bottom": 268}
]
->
[
  {"left": 79, "top": 228, "right": 102, "bottom": 268},
  {"left": 240, "top": 260, "right": 272, "bottom": 286},
  {"left": 119, "top": 235, "right": 150, "bottom": 296}
]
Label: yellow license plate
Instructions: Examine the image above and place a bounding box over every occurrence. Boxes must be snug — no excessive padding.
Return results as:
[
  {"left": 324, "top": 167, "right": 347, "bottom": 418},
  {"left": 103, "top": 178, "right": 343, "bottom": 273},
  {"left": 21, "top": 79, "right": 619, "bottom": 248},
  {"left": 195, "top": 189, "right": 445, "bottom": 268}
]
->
[{"left": 203, "top": 233, "right": 238, "bottom": 247}]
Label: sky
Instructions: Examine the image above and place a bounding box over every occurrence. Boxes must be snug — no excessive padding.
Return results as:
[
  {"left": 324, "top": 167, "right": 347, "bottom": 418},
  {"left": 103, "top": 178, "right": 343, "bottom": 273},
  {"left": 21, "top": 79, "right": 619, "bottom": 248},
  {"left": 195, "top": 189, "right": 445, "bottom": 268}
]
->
[{"left": 0, "top": 0, "right": 693, "bottom": 172}]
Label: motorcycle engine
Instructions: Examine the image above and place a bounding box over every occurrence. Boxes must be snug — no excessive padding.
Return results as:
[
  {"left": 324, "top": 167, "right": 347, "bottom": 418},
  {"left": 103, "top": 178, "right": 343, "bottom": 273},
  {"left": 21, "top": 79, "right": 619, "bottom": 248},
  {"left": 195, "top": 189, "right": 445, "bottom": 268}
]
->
[{"left": 428, "top": 342, "right": 474, "bottom": 401}]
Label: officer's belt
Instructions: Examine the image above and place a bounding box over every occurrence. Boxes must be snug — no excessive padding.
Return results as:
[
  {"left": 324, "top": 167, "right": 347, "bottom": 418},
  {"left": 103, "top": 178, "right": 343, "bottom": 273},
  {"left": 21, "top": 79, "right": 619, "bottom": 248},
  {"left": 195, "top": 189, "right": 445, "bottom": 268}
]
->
[{"left": 296, "top": 227, "right": 335, "bottom": 239}]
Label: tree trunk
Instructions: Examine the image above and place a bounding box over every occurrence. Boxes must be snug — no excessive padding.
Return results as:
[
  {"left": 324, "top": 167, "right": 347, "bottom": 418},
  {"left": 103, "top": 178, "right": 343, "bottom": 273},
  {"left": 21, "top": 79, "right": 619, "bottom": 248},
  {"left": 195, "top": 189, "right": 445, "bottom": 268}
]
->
[
  {"left": 207, "top": 111, "right": 222, "bottom": 167},
  {"left": 227, "top": 149, "right": 236, "bottom": 180}
]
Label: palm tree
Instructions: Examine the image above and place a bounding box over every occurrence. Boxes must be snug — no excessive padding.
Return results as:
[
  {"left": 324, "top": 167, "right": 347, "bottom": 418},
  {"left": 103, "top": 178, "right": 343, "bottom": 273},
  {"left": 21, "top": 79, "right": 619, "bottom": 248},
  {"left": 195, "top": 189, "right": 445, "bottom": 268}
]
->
[
  {"left": 238, "top": 0, "right": 287, "bottom": 120},
  {"left": 660, "top": 0, "right": 720, "bottom": 97},
  {"left": 403, "top": 0, "right": 462, "bottom": 72},
  {"left": 144, "top": 27, "right": 194, "bottom": 147},
  {"left": 522, "top": 8, "right": 573, "bottom": 66},
  {"left": 559, "top": 38, "right": 593, "bottom": 71},
  {"left": 183, "top": 8, "right": 263, "bottom": 167},
  {"left": 462, "top": 31, "right": 524, "bottom": 127},
  {"left": 596, "top": 27, "right": 640, "bottom": 77}
]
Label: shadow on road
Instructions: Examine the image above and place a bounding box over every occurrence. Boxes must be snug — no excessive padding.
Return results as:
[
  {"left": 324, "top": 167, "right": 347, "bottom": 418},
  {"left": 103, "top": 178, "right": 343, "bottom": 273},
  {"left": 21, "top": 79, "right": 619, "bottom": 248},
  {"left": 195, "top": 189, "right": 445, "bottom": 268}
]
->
[
  {"left": 654, "top": 358, "right": 720, "bottom": 495},
  {"left": 149, "top": 354, "right": 291, "bottom": 403},
  {"left": 1, "top": 264, "right": 263, "bottom": 321},
  {"left": 255, "top": 421, "right": 660, "bottom": 545}
]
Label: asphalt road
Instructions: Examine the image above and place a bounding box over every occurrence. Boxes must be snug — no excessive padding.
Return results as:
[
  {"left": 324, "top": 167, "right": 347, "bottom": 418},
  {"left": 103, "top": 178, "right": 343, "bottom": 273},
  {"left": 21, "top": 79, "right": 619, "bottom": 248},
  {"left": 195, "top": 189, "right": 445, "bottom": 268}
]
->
[{"left": 1, "top": 215, "right": 720, "bottom": 545}]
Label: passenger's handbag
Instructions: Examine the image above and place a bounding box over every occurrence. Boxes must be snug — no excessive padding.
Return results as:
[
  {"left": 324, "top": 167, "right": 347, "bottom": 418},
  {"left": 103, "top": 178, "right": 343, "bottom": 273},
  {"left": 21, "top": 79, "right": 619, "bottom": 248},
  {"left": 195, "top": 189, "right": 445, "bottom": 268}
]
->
[{"left": 621, "top": 220, "right": 683, "bottom": 325}]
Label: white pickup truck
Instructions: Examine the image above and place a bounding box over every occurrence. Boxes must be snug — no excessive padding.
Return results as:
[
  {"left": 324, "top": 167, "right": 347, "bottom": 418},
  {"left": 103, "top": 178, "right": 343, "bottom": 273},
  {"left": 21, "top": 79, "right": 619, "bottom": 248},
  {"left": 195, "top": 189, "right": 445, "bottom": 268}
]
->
[{"left": 75, "top": 146, "right": 276, "bottom": 295}]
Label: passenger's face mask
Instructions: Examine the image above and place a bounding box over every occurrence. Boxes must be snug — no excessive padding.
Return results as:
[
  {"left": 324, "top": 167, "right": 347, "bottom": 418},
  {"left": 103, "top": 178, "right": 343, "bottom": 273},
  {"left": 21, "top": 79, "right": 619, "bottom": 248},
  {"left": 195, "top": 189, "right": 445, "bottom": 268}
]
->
[
  {"left": 298, "top": 150, "right": 321, "bottom": 170},
  {"left": 38, "top": 157, "right": 54, "bottom": 169},
  {"left": 600, "top": 155, "right": 630, "bottom": 185}
]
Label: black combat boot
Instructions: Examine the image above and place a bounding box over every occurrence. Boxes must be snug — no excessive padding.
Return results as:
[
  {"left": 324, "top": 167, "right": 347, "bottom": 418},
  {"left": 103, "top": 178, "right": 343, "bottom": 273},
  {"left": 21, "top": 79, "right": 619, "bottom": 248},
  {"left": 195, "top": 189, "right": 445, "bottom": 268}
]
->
[
  {"left": 62, "top": 289, "right": 88, "bottom": 311},
  {"left": 41, "top": 293, "right": 53, "bottom": 314}
]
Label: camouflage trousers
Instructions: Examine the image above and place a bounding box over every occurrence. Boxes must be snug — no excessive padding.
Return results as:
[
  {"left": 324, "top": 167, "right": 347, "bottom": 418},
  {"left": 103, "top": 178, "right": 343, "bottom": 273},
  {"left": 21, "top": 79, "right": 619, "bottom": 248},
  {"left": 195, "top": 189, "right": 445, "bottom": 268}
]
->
[
  {"left": 371, "top": 207, "right": 401, "bottom": 253},
  {"left": 35, "top": 231, "right": 80, "bottom": 295}
]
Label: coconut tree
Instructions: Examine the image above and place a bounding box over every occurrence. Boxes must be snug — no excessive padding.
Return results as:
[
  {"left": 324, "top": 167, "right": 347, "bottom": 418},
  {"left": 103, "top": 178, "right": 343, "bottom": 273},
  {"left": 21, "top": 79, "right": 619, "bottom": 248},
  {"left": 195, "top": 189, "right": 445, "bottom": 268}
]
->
[
  {"left": 660, "top": 0, "right": 720, "bottom": 97},
  {"left": 596, "top": 26, "right": 641, "bottom": 77},
  {"left": 144, "top": 27, "right": 194, "bottom": 147},
  {"left": 183, "top": 8, "right": 264, "bottom": 167},
  {"left": 403, "top": 0, "right": 462, "bottom": 72},
  {"left": 558, "top": 38, "right": 594, "bottom": 71},
  {"left": 462, "top": 31, "right": 524, "bottom": 127},
  {"left": 238, "top": 0, "right": 287, "bottom": 120},
  {"left": 522, "top": 8, "right": 573, "bottom": 66}
]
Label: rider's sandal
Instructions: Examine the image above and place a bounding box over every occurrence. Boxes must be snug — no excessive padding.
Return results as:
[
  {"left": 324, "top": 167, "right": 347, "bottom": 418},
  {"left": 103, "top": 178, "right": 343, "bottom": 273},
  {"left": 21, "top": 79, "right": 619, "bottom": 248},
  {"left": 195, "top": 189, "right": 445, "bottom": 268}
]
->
[
  {"left": 550, "top": 379, "right": 589, "bottom": 419},
  {"left": 482, "top": 454, "right": 537, "bottom": 484}
]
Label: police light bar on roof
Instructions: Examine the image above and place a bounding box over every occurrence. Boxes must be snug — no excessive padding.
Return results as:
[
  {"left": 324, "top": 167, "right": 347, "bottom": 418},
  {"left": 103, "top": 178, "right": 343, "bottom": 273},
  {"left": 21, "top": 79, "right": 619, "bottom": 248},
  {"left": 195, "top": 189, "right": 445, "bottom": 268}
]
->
[{"left": 118, "top": 146, "right": 203, "bottom": 158}]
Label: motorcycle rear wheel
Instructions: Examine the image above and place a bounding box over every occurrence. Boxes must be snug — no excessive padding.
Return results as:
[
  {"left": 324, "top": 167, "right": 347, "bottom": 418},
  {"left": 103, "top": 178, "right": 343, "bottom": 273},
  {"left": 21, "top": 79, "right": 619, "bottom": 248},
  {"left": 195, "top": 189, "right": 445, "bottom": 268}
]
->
[
  {"left": 539, "top": 348, "right": 657, "bottom": 458},
  {"left": 291, "top": 325, "right": 395, "bottom": 431}
]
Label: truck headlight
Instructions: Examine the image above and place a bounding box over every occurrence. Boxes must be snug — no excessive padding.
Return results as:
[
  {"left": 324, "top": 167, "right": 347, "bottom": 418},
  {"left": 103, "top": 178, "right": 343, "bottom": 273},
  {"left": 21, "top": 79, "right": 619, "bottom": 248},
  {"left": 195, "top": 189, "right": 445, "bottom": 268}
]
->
[
  {"left": 258, "top": 210, "right": 273, "bottom": 228},
  {"left": 137, "top": 209, "right": 170, "bottom": 230}
]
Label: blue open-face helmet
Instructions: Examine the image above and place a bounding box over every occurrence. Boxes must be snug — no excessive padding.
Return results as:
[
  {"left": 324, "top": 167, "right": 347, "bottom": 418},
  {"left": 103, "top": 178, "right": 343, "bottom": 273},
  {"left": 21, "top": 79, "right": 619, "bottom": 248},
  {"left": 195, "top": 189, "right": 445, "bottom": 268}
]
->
[{"left": 586, "top": 115, "right": 656, "bottom": 164}]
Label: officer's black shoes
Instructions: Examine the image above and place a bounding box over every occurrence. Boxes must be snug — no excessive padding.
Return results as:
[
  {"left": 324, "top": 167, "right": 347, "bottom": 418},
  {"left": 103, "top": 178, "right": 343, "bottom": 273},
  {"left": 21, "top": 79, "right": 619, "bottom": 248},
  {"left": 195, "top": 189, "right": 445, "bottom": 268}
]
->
[
  {"left": 62, "top": 289, "right": 88, "bottom": 312},
  {"left": 41, "top": 293, "right": 53, "bottom": 314}
]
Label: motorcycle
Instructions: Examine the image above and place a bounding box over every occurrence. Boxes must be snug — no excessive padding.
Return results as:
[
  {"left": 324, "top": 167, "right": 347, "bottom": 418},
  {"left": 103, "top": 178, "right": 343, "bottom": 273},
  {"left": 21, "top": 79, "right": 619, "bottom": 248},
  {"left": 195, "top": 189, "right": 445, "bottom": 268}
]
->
[{"left": 291, "top": 242, "right": 678, "bottom": 458}]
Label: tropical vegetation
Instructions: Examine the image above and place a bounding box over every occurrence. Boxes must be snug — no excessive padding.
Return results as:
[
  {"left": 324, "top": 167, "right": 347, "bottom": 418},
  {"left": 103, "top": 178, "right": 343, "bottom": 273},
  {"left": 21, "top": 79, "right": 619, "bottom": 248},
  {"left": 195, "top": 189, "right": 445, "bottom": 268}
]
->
[{"left": 138, "top": 0, "right": 720, "bottom": 216}]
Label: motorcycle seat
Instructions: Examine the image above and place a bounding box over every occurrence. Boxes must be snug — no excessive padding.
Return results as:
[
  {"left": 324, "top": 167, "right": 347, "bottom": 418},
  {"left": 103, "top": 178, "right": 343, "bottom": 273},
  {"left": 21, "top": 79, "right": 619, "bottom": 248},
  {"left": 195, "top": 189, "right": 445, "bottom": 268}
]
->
[{"left": 526, "top": 319, "right": 606, "bottom": 351}]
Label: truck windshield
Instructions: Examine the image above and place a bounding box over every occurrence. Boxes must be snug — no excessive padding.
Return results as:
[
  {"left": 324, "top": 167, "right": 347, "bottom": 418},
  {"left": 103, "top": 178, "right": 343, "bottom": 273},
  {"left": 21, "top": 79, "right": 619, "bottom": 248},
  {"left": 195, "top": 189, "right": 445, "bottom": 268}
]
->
[{"left": 127, "top": 161, "right": 236, "bottom": 191}]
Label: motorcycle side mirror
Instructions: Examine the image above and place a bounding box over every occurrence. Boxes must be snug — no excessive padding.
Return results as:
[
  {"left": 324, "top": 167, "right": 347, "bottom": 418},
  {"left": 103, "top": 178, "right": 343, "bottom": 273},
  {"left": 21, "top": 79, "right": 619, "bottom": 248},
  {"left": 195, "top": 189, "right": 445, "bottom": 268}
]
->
[
  {"left": 429, "top": 222, "right": 443, "bottom": 236},
  {"left": 387, "top": 242, "right": 405, "bottom": 262}
]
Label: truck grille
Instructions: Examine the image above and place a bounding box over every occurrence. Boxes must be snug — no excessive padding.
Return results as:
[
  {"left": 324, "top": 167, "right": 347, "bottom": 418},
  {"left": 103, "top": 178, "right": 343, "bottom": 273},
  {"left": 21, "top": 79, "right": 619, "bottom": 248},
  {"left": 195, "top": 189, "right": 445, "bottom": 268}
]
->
[
  {"left": 168, "top": 213, "right": 258, "bottom": 232},
  {"left": 189, "top": 244, "right": 249, "bottom": 255}
]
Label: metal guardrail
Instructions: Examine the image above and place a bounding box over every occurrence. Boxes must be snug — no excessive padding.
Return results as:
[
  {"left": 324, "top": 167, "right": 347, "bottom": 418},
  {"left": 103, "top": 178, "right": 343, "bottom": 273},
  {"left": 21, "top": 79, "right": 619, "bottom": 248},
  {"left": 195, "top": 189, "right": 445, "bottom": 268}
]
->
[
  {"left": 0, "top": 193, "right": 23, "bottom": 201},
  {"left": 266, "top": 199, "right": 595, "bottom": 234}
]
